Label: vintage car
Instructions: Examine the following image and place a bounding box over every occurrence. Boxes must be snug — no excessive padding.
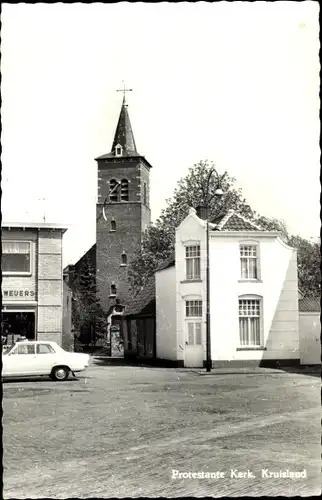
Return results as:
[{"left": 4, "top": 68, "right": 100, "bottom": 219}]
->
[{"left": 2, "top": 341, "right": 90, "bottom": 381}]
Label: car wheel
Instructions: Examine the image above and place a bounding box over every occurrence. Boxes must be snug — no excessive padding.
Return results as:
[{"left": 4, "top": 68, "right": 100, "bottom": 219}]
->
[{"left": 51, "top": 366, "right": 69, "bottom": 381}]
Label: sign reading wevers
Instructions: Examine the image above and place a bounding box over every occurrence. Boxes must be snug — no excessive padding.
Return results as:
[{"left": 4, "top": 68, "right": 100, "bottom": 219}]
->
[{"left": 2, "top": 290, "right": 35, "bottom": 298}]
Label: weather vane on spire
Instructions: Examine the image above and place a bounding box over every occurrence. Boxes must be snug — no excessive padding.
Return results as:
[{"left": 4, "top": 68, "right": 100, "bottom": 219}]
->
[{"left": 116, "top": 80, "right": 133, "bottom": 105}]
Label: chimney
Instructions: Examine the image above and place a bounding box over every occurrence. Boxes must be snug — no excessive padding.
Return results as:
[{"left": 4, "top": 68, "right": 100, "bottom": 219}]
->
[{"left": 196, "top": 205, "right": 208, "bottom": 220}]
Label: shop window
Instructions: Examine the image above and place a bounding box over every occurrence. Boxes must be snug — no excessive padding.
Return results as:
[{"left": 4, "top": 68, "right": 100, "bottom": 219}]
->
[
  {"left": 121, "top": 179, "right": 129, "bottom": 201},
  {"left": 2, "top": 241, "right": 31, "bottom": 274}
]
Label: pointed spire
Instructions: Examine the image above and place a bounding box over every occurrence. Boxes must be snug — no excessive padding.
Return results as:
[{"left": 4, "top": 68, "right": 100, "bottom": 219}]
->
[{"left": 111, "top": 82, "right": 138, "bottom": 156}]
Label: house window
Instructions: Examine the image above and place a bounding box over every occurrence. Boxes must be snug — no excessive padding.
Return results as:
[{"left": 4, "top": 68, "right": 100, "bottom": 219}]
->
[
  {"left": 110, "top": 219, "right": 116, "bottom": 231},
  {"left": 121, "top": 253, "right": 127, "bottom": 265},
  {"left": 121, "top": 179, "right": 129, "bottom": 201},
  {"left": 110, "top": 284, "right": 117, "bottom": 296},
  {"left": 185, "top": 245, "right": 201, "bottom": 280},
  {"left": 143, "top": 182, "right": 147, "bottom": 205},
  {"left": 186, "top": 300, "right": 202, "bottom": 317},
  {"left": 239, "top": 298, "right": 261, "bottom": 346},
  {"left": 240, "top": 244, "right": 258, "bottom": 280},
  {"left": 187, "top": 322, "right": 202, "bottom": 345},
  {"left": 110, "top": 179, "right": 119, "bottom": 202},
  {"left": 2, "top": 241, "right": 31, "bottom": 274}
]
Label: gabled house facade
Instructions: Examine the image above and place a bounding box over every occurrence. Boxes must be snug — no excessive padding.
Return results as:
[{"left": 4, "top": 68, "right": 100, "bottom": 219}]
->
[{"left": 156, "top": 208, "right": 300, "bottom": 368}]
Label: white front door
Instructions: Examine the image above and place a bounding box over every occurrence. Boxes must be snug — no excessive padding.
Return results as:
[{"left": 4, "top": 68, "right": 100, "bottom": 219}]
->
[{"left": 184, "top": 322, "right": 203, "bottom": 367}]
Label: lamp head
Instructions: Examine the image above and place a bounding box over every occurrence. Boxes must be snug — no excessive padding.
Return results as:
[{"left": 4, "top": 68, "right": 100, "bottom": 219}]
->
[{"left": 214, "top": 187, "right": 224, "bottom": 197}]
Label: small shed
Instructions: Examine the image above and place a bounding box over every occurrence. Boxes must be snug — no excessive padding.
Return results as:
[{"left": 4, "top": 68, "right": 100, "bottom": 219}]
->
[
  {"left": 299, "top": 296, "right": 320, "bottom": 365},
  {"left": 123, "top": 278, "right": 156, "bottom": 361}
]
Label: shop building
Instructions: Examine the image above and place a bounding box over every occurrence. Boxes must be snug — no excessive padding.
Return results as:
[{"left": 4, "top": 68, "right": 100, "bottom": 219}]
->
[{"left": 2, "top": 222, "right": 68, "bottom": 346}]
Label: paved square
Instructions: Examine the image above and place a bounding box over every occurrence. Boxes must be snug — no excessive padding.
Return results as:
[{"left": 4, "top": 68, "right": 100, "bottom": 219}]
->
[{"left": 3, "top": 363, "right": 321, "bottom": 498}]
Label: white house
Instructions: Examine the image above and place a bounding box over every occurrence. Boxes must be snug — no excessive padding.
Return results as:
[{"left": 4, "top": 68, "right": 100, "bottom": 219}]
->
[{"left": 156, "top": 208, "right": 300, "bottom": 368}]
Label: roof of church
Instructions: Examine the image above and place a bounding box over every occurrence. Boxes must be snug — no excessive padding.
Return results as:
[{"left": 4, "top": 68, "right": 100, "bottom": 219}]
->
[
  {"left": 212, "top": 209, "right": 265, "bottom": 231},
  {"left": 96, "top": 97, "right": 138, "bottom": 159},
  {"left": 95, "top": 98, "right": 153, "bottom": 169}
]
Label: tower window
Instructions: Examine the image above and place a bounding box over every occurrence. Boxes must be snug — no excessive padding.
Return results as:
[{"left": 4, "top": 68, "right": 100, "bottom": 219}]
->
[
  {"left": 143, "top": 182, "right": 147, "bottom": 206},
  {"left": 121, "top": 179, "right": 129, "bottom": 201},
  {"left": 121, "top": 253, "right": 127, "bottom": 265},
  {"left": 110, "top": 219, "right": 116, "bottom": 231},
  {"left": 110, "top": 179, "right": 119, "bottom": 202},
  {"left": 115, "top": 144, "right": 123, "bottom": 156},
  {"left": 110, "top": 283, "right": 117, "bottom": 296}
]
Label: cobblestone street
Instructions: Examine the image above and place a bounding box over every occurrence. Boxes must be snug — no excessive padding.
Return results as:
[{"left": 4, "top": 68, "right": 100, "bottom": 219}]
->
[{"left": 3, "top": 362, "right": 321, "bottom": 498}]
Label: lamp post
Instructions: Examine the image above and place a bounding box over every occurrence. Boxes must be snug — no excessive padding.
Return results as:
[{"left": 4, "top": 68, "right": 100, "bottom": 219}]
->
[{"left": 201, "top": 168, "right": 225, "bottom": 372}]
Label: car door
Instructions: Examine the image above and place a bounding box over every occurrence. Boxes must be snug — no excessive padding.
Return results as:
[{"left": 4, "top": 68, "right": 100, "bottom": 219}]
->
[
  {"left": 34, "top": 343, "right": 58, "bottom": 374},
  {"left": 4, "top": 343, "right": 37, "bottom": 376}
]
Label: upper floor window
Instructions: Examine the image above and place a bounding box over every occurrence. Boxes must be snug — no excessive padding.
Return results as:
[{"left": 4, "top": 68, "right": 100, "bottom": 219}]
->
[
  {"left": 143, "top": 182, "right": 147, "bottom": 205},
  {"left": 121, "top": 179, "right": 129, "bottom": 201},
  {"left": 185, "top": 245, "right": 201, "bottom": 280},
  {"left": 239, "top": 298, "right": 261, "bottom": 346},
  {"left": 2, "top": 241, "right": 31, "bottom": 274},
  {"left": 110, "top": 283, "right": 117, "bottom": 296},
  {"left": 110, "top": 179, "right": 119, "bottom": 202},
  {"left": 110, "top": 219, "right": 116, "bottom": 231},
  {"left": 121, "top": 253, "right": 127, "bottom": 265},
  {"left": 240, "top": 244, "right": 258, "bottom": 280},
  {"left": 186, "top": 300, "right": 202, "bottom": 317}
]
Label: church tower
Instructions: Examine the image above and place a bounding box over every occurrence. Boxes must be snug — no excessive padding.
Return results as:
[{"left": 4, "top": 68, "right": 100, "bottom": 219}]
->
[{"left": 95, "top": 92, "right": 152, "bottom": 317}]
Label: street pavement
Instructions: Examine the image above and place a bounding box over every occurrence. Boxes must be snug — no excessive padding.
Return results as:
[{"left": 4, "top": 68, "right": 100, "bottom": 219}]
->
[{"left": 2, "top": 362, "right": 321, "bottom": 498}]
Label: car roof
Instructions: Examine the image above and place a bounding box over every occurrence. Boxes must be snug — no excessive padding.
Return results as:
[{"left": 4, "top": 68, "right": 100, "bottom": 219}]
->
[{"left": 16, "top": 341, "right": 58, "bottom": 345}]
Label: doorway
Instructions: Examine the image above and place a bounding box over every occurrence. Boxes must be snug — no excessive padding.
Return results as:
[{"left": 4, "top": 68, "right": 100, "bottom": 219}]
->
[{"left": 184, "top": 321, "right": 204, "bottom": 367}]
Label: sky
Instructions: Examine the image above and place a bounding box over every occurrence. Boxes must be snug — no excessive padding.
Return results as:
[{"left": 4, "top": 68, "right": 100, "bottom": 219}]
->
[{"left": 1, "top": 2, "right": 320, "bottom": 266}]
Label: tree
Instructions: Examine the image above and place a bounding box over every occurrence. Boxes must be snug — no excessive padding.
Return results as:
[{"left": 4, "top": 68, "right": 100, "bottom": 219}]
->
[
  {"left": 287, "top": 234, "right": 321, "bottom": 298},
  {"left": 69, "top": 256, "right": 107, "bottom": 349},
  {"left": 128, "top": 160, "right": 320, "bottom": 297}
]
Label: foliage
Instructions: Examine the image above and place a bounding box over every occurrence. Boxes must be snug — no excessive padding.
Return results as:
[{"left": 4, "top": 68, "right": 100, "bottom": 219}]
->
[
  {"left": 287, "top": 235, "right": 321, "bottom": 298},
  {"left": 128, "top": 160, "right": 320, "bottom": 298},
  {"left": 69, "top": 256, "right": 107, "bottom": 345}
]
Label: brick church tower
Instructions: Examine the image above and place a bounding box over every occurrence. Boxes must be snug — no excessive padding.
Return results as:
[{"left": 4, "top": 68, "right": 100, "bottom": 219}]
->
[{"left": 95, "top": 93, "right": 153, "bottom": 323}]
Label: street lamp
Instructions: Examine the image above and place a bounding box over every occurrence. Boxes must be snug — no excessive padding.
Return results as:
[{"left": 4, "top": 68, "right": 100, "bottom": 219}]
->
[{"left": 197, "top": 168, "right": 225, "bottom": 372}]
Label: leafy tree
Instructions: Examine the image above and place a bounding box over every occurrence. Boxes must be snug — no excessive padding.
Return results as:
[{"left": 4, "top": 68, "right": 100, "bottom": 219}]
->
[
  {"left": 128, "top": 160, "right": 320, "bottom": 297},
  {"left": 287, "top": 234, "right": 321, "bottom": 298},
  {"left": 68, "top": 256, "right": 107, "bottom": 349}
]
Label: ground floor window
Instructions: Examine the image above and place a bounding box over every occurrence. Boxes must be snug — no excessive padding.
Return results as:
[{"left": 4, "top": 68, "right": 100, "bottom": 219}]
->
[
  {"left": 1, "top": 311, "right": 35, "bottom": 344},
  {"left": 239, "top": 299, "right": 261, "bottom": 346}
]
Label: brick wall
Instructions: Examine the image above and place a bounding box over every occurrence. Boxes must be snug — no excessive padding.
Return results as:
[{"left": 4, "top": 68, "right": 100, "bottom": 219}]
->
[
  {"left": 37, "top": 230, "right": 63, "bottom": 345},
  {"left": 96, "top": 157, "right": 151, "bottom": 312}
]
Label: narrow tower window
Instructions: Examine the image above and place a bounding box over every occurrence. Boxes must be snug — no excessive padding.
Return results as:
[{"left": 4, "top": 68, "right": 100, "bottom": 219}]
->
[
  {"left": 121, "top": 253, "right": 127, "bottom": 265},
  {"left": 115, "top": 144, "right": 123, "bottom": 157},
  {"left": 110, "top": 179, "right": 119, "bottom": 202},
  {"left": 110, "top": 283, "right": 117, "bottom": 296},
  {"left": 110, "top": 219, "right": 116, "bottom": 231},
  {"left": 121, "top": 179, "right": 129, "bottom": 201},
  {"left": 143, "top": 182, "right": 147, "bottom": 206}
]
